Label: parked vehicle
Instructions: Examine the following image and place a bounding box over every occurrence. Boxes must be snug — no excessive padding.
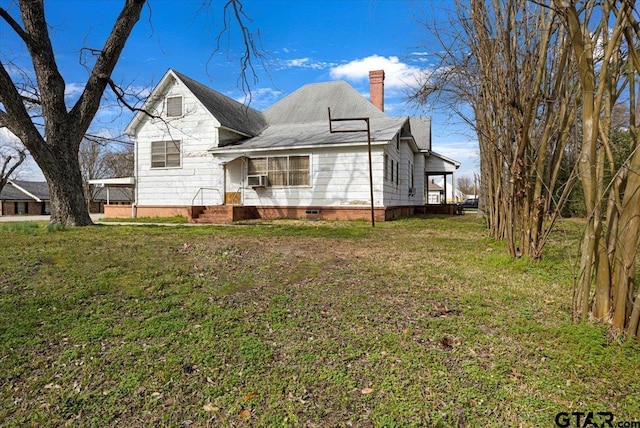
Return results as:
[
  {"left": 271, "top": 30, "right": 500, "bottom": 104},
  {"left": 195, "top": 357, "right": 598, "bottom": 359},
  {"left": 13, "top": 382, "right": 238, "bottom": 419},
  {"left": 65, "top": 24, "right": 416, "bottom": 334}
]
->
[{"left": 458, "top": 198, "right": 478, "bottom": 210}]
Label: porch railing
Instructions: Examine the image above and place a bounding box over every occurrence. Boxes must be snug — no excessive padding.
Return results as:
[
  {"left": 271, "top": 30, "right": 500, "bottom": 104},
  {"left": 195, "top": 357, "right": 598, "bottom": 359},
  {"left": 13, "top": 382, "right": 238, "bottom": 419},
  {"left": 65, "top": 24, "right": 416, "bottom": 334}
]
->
[{"left": 191, "top": 187, "right": 223, "bottom": 206}]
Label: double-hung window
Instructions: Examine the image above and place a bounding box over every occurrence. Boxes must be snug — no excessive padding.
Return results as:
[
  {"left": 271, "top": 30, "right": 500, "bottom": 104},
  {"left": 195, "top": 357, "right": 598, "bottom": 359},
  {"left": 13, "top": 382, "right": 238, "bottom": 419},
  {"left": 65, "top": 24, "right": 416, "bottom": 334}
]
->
[
  {"left": 151, "top": 140, "right": 181, "bottom": 168},
  {"left": 248, "top": 155, "right": 310, "bottom": 187}
]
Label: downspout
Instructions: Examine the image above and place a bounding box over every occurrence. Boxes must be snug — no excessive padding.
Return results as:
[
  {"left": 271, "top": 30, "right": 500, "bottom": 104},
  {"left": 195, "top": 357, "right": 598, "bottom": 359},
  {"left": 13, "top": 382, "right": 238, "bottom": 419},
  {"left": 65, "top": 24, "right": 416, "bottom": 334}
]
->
[
  {"left": 242, "top": 158, "right": 246, "bottom": 206},
  {"left": 132, "top": 136, "right": 138, "bottom": 218}
]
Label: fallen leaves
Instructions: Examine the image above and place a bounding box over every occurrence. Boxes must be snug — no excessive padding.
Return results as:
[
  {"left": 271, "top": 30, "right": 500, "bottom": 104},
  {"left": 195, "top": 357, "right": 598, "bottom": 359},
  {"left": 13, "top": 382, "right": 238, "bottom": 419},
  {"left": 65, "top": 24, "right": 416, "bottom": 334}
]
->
[
  {"left": 243, "top": 391, "right": 258, "bottom": 402},
  {"left": 438, "top": 336, "right": 454, "bottom": 350},
  {"left": 202, "top": 403, "right": 218, "bottom": 412},
  {"left": 360, "top": 387, "right": 374, "bottom": 395},
  {"left": 44, "top": 383, "right": 62, "bottom": 390}
]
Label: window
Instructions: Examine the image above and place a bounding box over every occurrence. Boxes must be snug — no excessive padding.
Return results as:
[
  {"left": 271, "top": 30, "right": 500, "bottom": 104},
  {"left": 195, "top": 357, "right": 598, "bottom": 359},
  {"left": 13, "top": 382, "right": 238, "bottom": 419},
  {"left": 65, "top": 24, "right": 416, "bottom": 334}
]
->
[
  {"left": 15, "top": 202, "right": 28, "bottom": 214},
  {"left": 247, "top": 155, "right": 310, "bottom": 187},
  {"left": 151, "top": 140, "right": 181, "bottom": 168},
  {"left": 384, "top": 153, "right": 388, "bottom": 180},
  {"left": 166, "top": 96, "right": 183, "bottom": 117},
  {"left": 390, "top": 160, "right": 394, "bottom": 182},
  {"left": 409, "top": 161, "right": 414, "bottom": 189},
  {"left": 396, "top": 160, "right": 399, "bottom": 185}
]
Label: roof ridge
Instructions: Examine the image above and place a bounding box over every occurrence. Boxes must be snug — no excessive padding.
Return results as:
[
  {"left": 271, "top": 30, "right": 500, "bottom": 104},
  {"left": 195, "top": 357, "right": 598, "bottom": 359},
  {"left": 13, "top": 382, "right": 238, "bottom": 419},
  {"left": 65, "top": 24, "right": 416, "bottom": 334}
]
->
[{"left": 171, "top": 70, "right": 260, "bottom": 113}]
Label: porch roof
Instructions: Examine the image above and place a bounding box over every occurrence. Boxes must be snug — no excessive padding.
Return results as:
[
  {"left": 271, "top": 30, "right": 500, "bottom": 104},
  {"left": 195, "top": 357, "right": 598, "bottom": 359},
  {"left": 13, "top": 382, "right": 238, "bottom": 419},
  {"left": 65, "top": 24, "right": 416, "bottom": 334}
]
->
[
  {"left": 425, "top": 151, "right": 461, "bottom": 173},
  {"left": 209, "top": 117, "right": 407, "bottom": 154}
]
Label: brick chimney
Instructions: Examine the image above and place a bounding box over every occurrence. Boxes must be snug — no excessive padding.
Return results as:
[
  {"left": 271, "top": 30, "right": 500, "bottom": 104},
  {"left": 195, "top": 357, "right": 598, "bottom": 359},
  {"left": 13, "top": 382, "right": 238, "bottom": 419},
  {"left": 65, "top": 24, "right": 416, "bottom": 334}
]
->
[{"left": 369, "top": 70, "right": 385, "bottom": 112}]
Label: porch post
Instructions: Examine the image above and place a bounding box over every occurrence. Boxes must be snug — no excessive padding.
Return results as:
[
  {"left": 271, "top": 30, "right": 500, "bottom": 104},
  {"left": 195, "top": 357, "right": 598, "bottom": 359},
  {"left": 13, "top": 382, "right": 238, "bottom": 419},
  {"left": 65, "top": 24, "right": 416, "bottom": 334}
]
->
[
  {"left": 443, "top": 175, "right": 448, "bottom": 204},
  {"left": 451, "top": 172, "right": 456, "bottom": 203}
]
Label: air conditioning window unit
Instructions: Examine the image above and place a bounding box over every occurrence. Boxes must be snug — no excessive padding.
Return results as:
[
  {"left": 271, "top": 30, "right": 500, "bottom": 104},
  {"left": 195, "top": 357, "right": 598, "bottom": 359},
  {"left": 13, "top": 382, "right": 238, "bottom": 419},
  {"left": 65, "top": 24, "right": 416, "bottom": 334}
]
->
[{"left": 247, "top": 175, "right": 268, "bottom": 188}]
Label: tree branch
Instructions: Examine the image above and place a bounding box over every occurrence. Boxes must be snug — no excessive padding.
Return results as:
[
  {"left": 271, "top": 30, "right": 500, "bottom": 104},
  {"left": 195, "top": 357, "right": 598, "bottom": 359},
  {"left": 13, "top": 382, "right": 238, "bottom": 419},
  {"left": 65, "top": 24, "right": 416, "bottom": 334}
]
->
[
  {"left": 0, "top": 6, "right": 29, "bottom": 43},
  {"left": 69, "top": 0, "right": 146, "bottom": 138},
  {"left": 106, "top": 78, "right": 156, "bottom": 121},
  {"left": 0, "top": 148, "right": 26, "bottom": 181},
  {"left": 208, "top": 0, "right": 266, "bottom": 102},
  {"left": 0, "top": 59, "right": 43, "bottom": 145},
  {"left": 19, "top": 0, "right": 68, "bottom": 127}
]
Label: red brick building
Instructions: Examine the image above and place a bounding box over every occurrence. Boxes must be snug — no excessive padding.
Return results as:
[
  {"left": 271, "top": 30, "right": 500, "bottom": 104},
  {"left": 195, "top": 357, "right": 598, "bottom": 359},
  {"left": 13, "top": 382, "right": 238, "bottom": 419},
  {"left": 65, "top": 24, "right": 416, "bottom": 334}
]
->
[{"left": 0, "top": 180, "right": 50, "bottom": 216}]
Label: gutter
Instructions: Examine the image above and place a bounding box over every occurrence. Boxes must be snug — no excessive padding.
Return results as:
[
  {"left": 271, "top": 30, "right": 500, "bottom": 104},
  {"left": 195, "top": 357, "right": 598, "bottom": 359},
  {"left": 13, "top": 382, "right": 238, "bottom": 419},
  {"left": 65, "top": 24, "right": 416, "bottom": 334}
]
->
[{"left": 208, "top": 140, "right": 388, "bottom": 155}]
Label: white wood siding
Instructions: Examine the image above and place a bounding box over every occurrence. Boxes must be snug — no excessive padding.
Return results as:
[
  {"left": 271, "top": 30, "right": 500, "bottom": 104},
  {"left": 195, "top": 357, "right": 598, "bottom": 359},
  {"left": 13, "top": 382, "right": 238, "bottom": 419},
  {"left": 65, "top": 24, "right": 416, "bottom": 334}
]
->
[
  {"left": 380, "top": 137, "right": 425, "bottom": 206},
  {"left": 133, "top": 77, "right": 428, "bottom": 209},
  {"left": 240, "top": 143, "right": 424, "bottom": 208},
  {"left": 135, "top": 78, "right": 225, "bottom": 206},
  {"left": 241, "top": 146, "right": 386, "bottom": 207}
]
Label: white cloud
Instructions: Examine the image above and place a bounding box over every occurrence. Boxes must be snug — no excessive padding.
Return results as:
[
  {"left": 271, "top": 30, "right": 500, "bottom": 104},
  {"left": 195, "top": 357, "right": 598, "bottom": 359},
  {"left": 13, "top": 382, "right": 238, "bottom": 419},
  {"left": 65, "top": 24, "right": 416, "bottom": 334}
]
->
[
  {"left": 329, "top": 55, "right": 424, "bottom": 90},
  {"left": 0, "top": 127, "right": 21, "bottom": 146},
  {"left": 234, "top": 87, "right": 283, "bottom": 110},
  {"left": 286, "top": 58, "right": 311, "bottom": 67},
  {"left": 277, "top": 57, "right": 334, "bottom": 70},
  {"left": 65, "top": 82, "right": 85, "bottom": 99}
]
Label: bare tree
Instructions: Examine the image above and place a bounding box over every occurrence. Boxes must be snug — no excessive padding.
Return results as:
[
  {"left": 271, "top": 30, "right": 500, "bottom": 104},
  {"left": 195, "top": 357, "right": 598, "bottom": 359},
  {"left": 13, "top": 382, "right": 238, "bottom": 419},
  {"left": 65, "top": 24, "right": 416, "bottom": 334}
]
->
[
  {"left": 554, "top": 0, "right": 640, "bottom": 341},
  {"left": 456, "top": 176, "right": 476, "bottom": 196},
  {"left": 413, "top": 0, "right": 578, "bottom": 259},
  {"left": 79, "top": 138, "right": 133, "bottom": 205},
  {"left": 103, "top": 144, "right": 134, "bottom": 178},
  {"left": 0, "top": 141, "right": 27, "bottom": 195},
  {"left": 0, "top": 0, "right": 258, "bottom": 226}
]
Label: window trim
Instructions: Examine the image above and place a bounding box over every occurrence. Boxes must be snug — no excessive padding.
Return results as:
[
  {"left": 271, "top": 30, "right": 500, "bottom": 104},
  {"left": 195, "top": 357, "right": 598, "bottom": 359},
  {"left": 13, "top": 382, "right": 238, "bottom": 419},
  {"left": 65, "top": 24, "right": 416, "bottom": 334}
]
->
[
  {"left": 247, "top": 154, "right": 311, "bottom": 188},
  {"left": 150, "top": 140, "right": 182, "bottom": 169}
]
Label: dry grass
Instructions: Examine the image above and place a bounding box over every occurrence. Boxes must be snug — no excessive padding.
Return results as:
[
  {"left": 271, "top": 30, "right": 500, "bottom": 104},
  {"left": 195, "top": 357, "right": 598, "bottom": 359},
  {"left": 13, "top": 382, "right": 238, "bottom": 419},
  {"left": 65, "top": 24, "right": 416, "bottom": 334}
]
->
[{"left": 1, "top": 215, "right": 638, "bottom": 427}]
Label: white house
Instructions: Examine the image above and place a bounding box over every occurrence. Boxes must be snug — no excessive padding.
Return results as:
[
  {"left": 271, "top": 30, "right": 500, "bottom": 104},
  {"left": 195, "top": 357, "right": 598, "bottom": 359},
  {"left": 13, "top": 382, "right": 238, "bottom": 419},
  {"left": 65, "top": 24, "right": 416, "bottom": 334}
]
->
[{"left": 105, "top": 69, "right": 459, "bottom": 223}]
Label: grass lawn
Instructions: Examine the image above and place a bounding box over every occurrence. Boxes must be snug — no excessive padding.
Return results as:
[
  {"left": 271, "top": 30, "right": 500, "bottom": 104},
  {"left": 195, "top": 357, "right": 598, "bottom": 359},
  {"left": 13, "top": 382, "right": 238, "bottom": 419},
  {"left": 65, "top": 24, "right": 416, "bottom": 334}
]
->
[{"left": 1, "top": 215, "right": 638, "bottom": 427}]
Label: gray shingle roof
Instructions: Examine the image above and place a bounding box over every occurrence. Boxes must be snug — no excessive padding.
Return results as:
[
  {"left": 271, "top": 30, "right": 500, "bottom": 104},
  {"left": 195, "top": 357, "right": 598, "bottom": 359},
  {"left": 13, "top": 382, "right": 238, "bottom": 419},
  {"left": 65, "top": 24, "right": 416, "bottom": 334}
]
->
[
  {"left": 162, "top": 73, "right": 431, "bottom": 155},
  {"left": 212, "top": 116, "right": 408, "bottom": 152},
  {"left": 1, "top": 180, "right": 50, "bottom": 201},
  {"left": 0, "top": 183, "right": 26, "bottom": 200},
  {"left": 409, "top": 117, "right": 432, "bottom": 151},
  {"left": 172, "top": 70, "right": 267, "bottom": 137},
  {"left": 264, "top": 81, "right": 387, "bottom": 124},
  {"left": 93, "top": 187, "right": 132, "bottom": 202},
  {"left": 209, "top": 80, "right": 407, "bottom": 152}
]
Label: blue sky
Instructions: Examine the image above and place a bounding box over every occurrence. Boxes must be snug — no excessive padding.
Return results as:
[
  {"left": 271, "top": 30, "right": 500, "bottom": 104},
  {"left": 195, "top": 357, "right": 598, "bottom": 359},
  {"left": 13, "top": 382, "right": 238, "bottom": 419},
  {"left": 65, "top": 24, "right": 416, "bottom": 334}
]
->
[{"left": 1, "top": 0, "right": 478, "bottom": 181}]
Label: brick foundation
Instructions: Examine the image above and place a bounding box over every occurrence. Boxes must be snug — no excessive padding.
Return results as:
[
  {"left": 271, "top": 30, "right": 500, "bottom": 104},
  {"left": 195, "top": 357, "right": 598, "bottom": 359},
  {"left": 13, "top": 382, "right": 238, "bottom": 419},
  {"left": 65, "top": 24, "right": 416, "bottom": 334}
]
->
[
  {"left": 103, "top": 204, "right": 460, "bottom": 223},
  {"left": 417, "top": 204, "right": 460, "bottom": 215},
  {"left": 254, "top": 206, "right": 387, "bottom": 222}
]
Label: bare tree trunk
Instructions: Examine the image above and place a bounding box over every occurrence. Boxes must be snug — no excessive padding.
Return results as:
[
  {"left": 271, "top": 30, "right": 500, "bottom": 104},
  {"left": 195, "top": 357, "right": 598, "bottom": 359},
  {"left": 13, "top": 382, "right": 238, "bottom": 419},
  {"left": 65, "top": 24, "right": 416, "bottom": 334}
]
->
[
  {"left": 0, "top": 0, "right": 145, "bottom": 226},
  {"left": 34, "top": 144, "right": 92, "bottom": 226},
  {"left": 557, "top": 0, "right": 640, "bottom": 341}
]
